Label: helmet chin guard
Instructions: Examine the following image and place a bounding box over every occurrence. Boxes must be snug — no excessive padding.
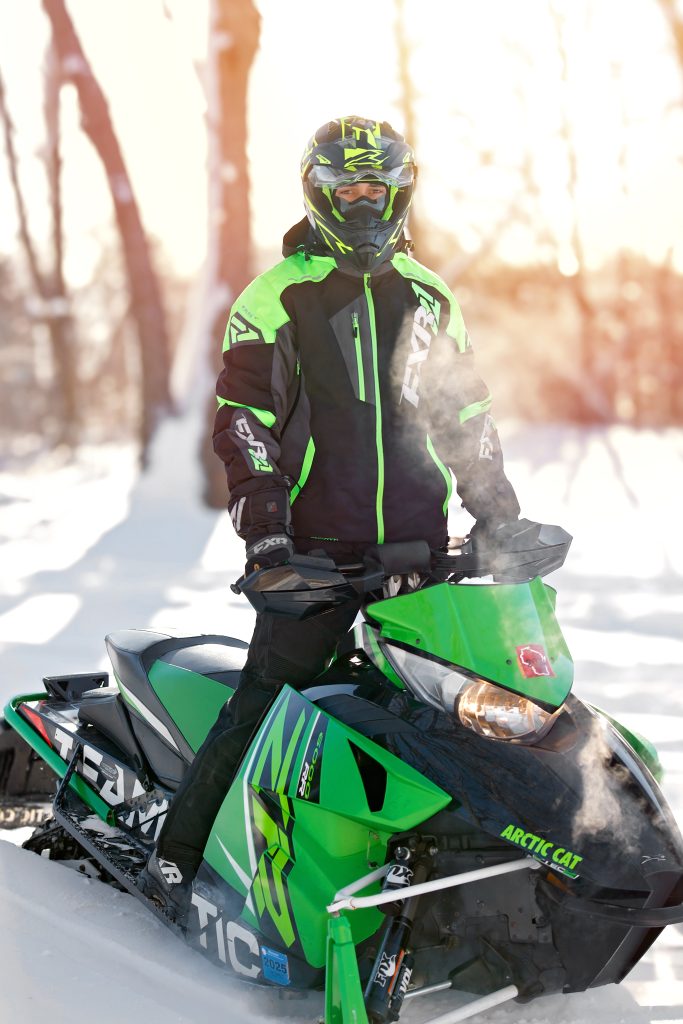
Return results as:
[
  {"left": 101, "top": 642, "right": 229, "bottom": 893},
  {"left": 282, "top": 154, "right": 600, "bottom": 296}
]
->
[{"left": 301, "top": 116, "right": 417, "bottom": 272}]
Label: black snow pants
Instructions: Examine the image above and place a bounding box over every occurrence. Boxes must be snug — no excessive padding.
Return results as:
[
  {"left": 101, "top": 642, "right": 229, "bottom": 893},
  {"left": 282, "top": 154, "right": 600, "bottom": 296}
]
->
[{"left": 156, "top": 596, "right": 361, "bottom": 870}]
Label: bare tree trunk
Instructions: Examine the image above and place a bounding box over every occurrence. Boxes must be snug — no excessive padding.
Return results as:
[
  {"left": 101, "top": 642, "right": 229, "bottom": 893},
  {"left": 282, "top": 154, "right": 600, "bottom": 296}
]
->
[
  {"left": 655, "top": 0, "right": 683, "bottom": 425},
  {"left": 44, "top": 40, "right": 79, "bottom": 443},
  {"left": 550, "top": 3, "right": 610, "bottom": 423},
  {"left": 201, "top": 0, "right": 261, "bottom": 508},
  {"left": 657, "top": 0, "right": 683, "bottom": 66},
  {"left": 0, "top": 65, "right": 76, "bottom": 445},
  {"left": 42, "top": 0, "right": 172, "bottom": 455},
  {"left": 394, "top": 0, "right": 426, "bottom": 259}
]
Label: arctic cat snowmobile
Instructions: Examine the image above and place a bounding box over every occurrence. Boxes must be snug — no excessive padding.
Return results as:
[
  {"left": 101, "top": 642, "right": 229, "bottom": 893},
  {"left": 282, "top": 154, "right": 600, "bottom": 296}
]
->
[{"left": 3, "top": 520, "right": 683, "bottom": 1024}]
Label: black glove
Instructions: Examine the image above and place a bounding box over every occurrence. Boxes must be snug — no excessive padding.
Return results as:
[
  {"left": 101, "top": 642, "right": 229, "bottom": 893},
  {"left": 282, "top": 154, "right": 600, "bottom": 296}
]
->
[{"left": 244, "top": 534, "right": 294, "bottom": 575}]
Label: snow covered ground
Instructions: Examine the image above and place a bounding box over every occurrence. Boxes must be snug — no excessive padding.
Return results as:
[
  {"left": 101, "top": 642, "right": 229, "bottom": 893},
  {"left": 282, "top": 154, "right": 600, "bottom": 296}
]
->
[{"left": 1, "top": 415, "right": 682, "bottom": 1024}]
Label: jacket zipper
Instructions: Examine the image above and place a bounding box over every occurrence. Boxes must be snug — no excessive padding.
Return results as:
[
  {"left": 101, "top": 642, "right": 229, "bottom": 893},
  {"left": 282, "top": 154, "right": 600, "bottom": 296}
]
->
[
  {"left": 364, "top": 274, "right": 385, "bottom": 544},
  {"left": 351, "top": 312, "right": 366, "bottom": 401},
  {"left": 279, "top": 355, "right": 301, "bottom": 440}
]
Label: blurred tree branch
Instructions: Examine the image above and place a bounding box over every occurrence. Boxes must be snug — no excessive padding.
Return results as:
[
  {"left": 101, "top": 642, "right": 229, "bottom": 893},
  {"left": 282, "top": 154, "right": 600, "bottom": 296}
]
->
[
  {"left": 0, "top": 70, "right": 44, "bottom": 293},
  {"left": 549, "top": 1, "right": 611, "bottom": 423},
  {"left": 395, "top": 0, "right": 425, "bottom": 258},
  {"left": 42, "top": 0, "right": 172, "bottom": 456},
  {"left": 0, "top": 63, "right": 78, "bottom": 444},
  {"left": 657, "top": 0, "right": 683, "bottom": 70},
  {"left": 200, "top": 0, "right": 261, "bottom": 508}
]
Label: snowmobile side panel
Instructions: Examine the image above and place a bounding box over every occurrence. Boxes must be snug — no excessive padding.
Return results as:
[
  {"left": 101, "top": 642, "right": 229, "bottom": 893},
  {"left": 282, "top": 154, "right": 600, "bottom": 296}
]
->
[
  {"left": 3, "top": 695, "right": 114, "bottom": 822},
  {"left": 147, "top": 660, "right": 235, "bottom": 753},
  {"left": 366, "top": 579, "right": 573, "bottom": 707},
  {"left": 202, "top": 686, "right": 450, "bottom": 971},
  {"left": 589, "top": 703, "right": 663, "bottom": 783}
]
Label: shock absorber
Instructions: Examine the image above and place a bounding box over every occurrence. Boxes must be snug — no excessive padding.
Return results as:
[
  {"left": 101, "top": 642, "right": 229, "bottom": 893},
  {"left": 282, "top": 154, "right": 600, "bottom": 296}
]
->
[{"left": 363, "top": 845, "right": 431, "bottom": 1024}]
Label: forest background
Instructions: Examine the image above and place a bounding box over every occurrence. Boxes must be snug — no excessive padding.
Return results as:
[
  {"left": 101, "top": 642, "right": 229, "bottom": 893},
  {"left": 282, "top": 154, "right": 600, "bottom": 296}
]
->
[{"left": 2, "top": 0, "right": 683, "bottom": 496}]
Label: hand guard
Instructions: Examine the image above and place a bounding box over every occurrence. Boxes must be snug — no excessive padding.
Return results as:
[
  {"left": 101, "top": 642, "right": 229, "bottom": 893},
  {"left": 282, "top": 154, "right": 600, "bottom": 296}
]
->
[
  {"left": 468, "top": 518, "right": 518, "bottom": 552},
  {"left": 244, "top": 534, "right": 294, "bottom": 575}
]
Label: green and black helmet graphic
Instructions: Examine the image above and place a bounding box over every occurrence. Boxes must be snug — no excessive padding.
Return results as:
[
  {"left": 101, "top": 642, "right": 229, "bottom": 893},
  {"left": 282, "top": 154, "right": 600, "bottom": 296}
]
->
[{"left": 301, "top": 116, "right": 417, "bottom": 272}]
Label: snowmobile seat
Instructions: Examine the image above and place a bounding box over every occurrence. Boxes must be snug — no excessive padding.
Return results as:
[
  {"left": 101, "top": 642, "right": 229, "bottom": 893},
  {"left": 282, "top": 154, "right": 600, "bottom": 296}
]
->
[
  {"left": 78, "top": 692, "right": 145, "bottom": 772},
  {"left": 103, "top": 630, "right": 248, "bottom": 788}
]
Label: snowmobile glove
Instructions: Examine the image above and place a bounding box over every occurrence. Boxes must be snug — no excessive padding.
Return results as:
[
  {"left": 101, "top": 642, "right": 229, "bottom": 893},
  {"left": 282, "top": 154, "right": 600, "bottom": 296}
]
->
[
  {"left": 244, "top": 534, "right": 294, "bottom": 575},
  {"left": 229, "top": 486, "right": 291, "bottom": 541}
]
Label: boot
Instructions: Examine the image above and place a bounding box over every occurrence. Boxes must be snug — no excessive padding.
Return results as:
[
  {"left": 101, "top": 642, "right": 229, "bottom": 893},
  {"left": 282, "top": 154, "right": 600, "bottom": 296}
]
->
[{"left": 138, "top": 850, "right": 195, "bottom": 924}]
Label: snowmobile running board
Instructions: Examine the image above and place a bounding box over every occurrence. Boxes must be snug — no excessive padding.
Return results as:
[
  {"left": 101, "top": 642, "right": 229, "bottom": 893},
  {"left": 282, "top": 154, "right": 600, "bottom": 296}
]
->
[{"left": 50, "top": 741, "right": 179, "bottom": 931}]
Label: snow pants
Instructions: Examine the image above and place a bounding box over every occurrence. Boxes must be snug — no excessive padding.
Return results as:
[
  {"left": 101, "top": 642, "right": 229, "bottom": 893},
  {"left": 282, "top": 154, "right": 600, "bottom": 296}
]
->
[{"left": 156, "top": 596, "right": 361, "bottom": 870}]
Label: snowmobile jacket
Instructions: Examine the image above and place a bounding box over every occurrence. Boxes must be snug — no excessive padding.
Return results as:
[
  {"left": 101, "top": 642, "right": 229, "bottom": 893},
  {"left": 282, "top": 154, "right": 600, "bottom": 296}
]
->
[{"left": 213, "top": 220, "right": 520, "bottom": 549}]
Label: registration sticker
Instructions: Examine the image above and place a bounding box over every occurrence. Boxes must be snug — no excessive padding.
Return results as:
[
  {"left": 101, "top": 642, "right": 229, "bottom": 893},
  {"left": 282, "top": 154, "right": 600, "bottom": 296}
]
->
[{"left": 261, "top": 945, "right": 290, "bottom": 986}]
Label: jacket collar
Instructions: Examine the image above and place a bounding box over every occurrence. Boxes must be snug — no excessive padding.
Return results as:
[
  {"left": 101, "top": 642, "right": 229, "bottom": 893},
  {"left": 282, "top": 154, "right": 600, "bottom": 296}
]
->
[{"left": 281, "top": 218, "right": 406, "bottom": 279}]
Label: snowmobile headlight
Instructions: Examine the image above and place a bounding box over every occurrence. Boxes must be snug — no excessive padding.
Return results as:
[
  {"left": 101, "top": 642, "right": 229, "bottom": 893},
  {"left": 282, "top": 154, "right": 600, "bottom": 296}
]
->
[
  {"left": 457, "top": 680, "right": 559, "bottom": 742},
  {"left": 381, "top": 643, "right": 473, "bottom": 713},
  {"left": 381, "top": 643, "right": 561, "bottom": 742}
]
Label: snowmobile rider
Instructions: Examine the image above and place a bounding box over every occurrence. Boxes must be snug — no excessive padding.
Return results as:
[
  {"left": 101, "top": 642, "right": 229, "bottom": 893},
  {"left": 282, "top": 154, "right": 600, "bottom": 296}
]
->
[{"left": 141, "top": 115, "right": 521, "bottom": 915}]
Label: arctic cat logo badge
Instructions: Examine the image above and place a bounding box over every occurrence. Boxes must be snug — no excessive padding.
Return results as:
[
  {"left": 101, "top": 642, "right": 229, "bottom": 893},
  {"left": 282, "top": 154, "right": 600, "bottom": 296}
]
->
[
  {"left": 500, "top": 823, "right": 583, "bottom": 877},
  {"left": 516, "top": 644, "right": 555, "bottom": 678}
]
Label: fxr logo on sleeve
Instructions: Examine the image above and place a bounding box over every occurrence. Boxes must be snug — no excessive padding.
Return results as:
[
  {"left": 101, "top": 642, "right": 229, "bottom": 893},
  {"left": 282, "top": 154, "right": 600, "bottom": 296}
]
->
[
  {"left": 399, "top": 284, "right": 441, "bottom": 408},
  {"left": 235, "top": 414, "right": 274, "bottom": 473},
  {"left": 479, "top": 413, "right": 496, "bottom": 461}
]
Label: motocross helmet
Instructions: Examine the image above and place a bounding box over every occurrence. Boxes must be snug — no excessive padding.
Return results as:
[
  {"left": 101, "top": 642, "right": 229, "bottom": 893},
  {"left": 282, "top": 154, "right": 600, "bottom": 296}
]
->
[{"left": 301, "top": 116, "right": 417, "bottom": 272}]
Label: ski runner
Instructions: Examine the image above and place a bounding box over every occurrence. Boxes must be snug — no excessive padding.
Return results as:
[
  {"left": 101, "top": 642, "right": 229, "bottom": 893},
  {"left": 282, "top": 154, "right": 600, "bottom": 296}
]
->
[{"left": 141, "top": 115, "right": 521, "bottom": 915}]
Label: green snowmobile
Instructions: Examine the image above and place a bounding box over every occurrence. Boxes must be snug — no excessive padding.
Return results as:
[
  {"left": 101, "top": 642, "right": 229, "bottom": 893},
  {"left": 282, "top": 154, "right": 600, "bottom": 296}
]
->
[{"left": 3, "top": 520, "right": 683, "bottom": 1024}]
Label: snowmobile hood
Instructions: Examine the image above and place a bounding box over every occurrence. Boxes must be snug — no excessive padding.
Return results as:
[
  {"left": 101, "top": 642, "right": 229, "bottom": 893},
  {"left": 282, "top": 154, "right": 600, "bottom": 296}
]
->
[{"left": 366, "top": 578, "right": 573, "bottom": 709}]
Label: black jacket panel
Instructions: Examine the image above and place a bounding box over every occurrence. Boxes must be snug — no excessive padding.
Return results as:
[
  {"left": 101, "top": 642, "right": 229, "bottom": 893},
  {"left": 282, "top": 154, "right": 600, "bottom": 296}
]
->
[{"left": 213, "top": 225, "right": 520, "bottom": 546}]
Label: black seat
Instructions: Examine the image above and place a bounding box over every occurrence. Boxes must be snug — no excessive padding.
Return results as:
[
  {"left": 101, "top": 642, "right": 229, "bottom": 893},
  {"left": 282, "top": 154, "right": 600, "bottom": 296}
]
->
[{"left": 103, "top": 631, "right": 248, "bottom": 784}]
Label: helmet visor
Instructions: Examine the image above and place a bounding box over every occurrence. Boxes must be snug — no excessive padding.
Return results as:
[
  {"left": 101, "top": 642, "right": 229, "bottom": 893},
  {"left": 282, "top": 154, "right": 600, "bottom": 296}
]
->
[{"left": 307, "top": 164, "right": 414, "bottom": 190}]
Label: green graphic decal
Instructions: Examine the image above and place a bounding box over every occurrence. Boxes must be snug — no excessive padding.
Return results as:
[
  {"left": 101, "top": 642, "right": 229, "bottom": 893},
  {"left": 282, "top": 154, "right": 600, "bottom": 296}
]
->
[
  {"left": 251, "top": 691, "right": 311, "bottom": 798},
  {"left": 251, "top": 790, "right": 297, "bottom": 948},
  {"left": 500, "top": 823, "right": 583, "bottom": 876},
  {"left": 247, "top": 693, "right": 314, "bottom": 948}
]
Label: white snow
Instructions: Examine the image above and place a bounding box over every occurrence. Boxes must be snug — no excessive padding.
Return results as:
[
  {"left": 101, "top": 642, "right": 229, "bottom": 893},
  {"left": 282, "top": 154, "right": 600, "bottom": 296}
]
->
[{"left": 1, "top": 416, "right": 682, "bottom": 1023}]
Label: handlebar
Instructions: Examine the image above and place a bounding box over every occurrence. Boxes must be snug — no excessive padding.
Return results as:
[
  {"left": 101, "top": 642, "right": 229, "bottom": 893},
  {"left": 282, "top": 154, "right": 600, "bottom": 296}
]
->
[{"left": 230, "top": 522, "right": 572, "bottom": 618}]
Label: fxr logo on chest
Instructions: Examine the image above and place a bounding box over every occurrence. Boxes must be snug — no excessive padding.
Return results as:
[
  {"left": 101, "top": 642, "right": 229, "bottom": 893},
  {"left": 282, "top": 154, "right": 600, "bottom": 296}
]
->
[{"left": 399, "top": 284, "right": 441, "bottom": 407}]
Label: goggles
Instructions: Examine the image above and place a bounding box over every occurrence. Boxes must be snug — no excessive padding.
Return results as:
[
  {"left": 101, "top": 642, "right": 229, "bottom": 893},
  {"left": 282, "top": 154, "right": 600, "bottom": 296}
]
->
[{"left": 306, "top": 164, "right": 414, "bottom": 190}]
